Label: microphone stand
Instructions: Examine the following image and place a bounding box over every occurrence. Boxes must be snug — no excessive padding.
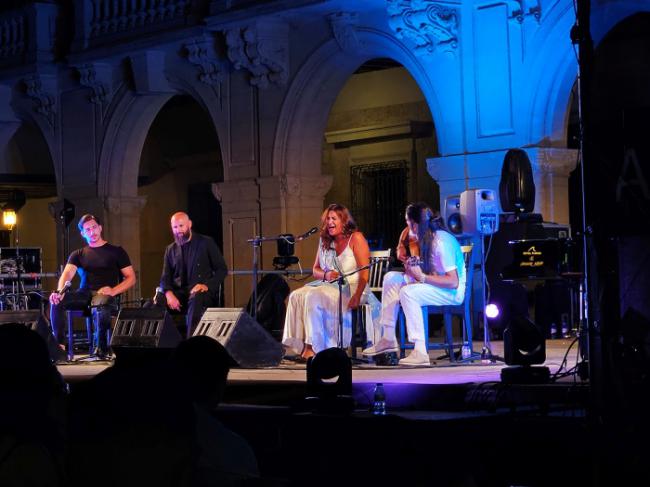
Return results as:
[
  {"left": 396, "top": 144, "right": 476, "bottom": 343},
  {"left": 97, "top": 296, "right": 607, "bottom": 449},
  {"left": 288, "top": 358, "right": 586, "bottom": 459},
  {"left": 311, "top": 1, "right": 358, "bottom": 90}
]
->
[
  {"left": 246, "top": 235, "right": 283, "bottom": 320},
  {"left": 328, "top": 261, "right": 376, "bottom": 362}
]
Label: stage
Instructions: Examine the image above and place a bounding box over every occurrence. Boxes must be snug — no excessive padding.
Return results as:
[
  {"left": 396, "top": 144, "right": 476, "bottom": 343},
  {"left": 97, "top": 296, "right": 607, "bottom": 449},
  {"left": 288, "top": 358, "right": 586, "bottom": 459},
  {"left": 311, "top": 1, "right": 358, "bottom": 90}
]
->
[
  {"left": 55, "top": 338, "right": 598, "bottom": 486},
  {"left": 57, "top": 338, "right": 588, "bottom": 413}
]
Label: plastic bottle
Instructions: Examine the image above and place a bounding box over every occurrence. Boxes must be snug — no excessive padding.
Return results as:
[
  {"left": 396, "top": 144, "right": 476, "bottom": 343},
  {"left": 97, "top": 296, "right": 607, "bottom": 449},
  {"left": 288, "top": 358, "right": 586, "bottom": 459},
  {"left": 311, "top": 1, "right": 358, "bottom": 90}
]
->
[
  {"left": 461, "top": 344, "right": 471, "bottom": 360},
  {"left": 371, "top": 383, "right": 386, "bottom": 415},
  {"left": 550, "top": 322, "right": 558, "bottom": 339},
  {"left": 561, "top": 314, "right": 570, "bottom": 338}
]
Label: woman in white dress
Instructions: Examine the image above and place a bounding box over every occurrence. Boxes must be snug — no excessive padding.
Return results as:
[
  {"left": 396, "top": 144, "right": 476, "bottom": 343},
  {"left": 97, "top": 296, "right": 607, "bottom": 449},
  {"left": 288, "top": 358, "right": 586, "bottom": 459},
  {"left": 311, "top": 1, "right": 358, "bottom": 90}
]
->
[{"left": 282, "top": 204, "right": 378, "bottom": 361}]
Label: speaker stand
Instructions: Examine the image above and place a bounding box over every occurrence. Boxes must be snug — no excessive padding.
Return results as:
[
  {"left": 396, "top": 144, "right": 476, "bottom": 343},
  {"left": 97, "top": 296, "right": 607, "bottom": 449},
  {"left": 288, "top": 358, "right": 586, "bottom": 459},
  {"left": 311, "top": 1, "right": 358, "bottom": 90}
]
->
[{"left": 478, "top": 231, "right": 504, "bottom": 364}]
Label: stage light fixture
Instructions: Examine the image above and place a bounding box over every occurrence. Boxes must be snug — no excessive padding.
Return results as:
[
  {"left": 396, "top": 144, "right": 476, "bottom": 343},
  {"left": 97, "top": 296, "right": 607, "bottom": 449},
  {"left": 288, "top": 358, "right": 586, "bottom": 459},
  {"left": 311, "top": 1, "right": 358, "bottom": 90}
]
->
[
  {"left": 2, "top": 210, "right": 16, "bottom": 230},
  {"left": 501, "top": 316, "right": 550, "bottom": 383},
  {"left": 305, "top": 347, "right": 353, "bottom": 413},
  {"left": 485, "top": 303, "right": 500, "bottom": 319}
]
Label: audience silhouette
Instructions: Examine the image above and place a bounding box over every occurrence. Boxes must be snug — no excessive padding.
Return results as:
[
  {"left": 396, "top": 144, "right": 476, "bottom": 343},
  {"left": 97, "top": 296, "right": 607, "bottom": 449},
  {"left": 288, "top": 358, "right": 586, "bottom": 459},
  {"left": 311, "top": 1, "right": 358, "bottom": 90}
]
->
[
  {"left": 172, "top": 336, "right": 260, "bottom": 485},
  {"left": 1, "top": 318, "right": 267, "bottom": 487},
  {"left": 0, "top": 323, "right": 68, "bottom": 487}
]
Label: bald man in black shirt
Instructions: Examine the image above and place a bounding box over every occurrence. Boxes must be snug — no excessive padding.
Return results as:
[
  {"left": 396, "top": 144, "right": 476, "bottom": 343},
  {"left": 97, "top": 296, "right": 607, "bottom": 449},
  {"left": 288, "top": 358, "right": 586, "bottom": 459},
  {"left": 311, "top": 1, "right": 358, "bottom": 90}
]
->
[
  {"left": 158, "top": 212, "right": 227, "bottom": 338},
  {"left": 50, "top": 214, "right": 136, "bottom": 359}
]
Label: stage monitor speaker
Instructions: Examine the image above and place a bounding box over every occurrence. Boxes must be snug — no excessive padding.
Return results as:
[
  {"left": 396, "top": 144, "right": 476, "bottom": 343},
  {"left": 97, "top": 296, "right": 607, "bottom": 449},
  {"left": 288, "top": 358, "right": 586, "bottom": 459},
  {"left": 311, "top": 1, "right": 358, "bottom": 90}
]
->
[
  {"left": 443, "top": 194, "right": 467, "bottom": 237},
  {"left": 0, "top": 310, "right": 63, "bottom": 362},
  {"left": 460, "top": 189, "right": 500, "bottom": 235},
  {"left": 193, "top": 308, "right": 283, "bottom": 368},
  {"left": 111, "top": 307, "right": 182, "bottom": 349}
]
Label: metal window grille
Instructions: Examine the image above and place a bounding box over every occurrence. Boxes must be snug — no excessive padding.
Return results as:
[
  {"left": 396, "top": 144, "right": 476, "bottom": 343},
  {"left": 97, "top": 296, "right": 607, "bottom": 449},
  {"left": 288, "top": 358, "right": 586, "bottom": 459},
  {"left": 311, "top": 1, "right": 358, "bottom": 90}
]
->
[{"left": 350, "top": 161, "right": 408, "bottom": 250}]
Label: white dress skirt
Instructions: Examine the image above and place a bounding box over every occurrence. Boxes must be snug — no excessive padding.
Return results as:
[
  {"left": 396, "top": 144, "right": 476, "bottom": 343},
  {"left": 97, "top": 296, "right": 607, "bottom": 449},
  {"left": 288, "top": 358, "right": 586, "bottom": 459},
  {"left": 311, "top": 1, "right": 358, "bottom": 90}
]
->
[{"left": 282, "top": 237, "right": 380, "bottom": 354}]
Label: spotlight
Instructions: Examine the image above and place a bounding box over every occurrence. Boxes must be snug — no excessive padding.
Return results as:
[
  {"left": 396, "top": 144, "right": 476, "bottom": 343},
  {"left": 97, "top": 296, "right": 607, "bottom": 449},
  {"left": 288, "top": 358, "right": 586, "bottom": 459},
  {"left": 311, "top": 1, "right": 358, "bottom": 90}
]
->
[
  {"left": 501, "top": 316, "right": 550, "bottom": 384},
  {"left": 305, "top": 347, "right": 353, "bottom": 413},
  {"left": 485, "top": 303, "right": 500, "bottom": 319}
]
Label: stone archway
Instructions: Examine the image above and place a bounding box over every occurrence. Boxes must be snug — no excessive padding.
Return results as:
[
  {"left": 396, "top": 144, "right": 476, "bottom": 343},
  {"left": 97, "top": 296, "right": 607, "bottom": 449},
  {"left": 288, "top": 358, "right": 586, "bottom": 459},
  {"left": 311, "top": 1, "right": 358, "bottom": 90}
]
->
[
  {"left": 524, "top": 0, "right": 579, "bottom": 147},
  {"left": 269, "top": 28, "right": 447, "bottom": 265},
  {"left": 96, "top": 73, "right": 228, "bottom": 299},
  {"left": 274, "top": 30, "right": 449, "bottom": 180},
  {"left": 0, "top": 96, "right": 60, "bottom": 290},
  {"left": 137, "top": 94, "right": 224, "bottom": 297}
]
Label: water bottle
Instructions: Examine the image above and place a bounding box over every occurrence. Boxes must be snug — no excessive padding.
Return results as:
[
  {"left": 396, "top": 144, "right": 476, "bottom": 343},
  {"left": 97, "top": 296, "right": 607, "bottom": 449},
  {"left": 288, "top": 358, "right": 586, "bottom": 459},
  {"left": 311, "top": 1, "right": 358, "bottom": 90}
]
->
[
  {"left": 461, "top": 344, "right": 471, "bottom": 360},
  {"left": 550, "top": 322, "right": 558, "bottom": 339},
  {"left": 561, "top": 314, "right": 570, "bottom": 338},
  {"left": 371, "top": 383, "right": 386, "bottom": 416}
]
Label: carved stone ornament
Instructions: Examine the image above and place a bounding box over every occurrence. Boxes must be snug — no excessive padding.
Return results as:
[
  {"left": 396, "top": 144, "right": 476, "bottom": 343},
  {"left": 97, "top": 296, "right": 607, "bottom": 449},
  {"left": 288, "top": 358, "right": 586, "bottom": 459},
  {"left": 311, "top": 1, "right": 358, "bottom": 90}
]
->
[
  {"left": 76, "top": 63, "right": 111, "bottom": 104},
  {"left": 280, "top": 175, "right": 333, "bottom": 200},
  {"left": 22, "top": 74, "right": 55, "bottom": 128},
  {"left": 535, "top": 148, "right": 578, "bottom": 177},
  {"left": 184, "top": 34, "right": 225, "bottom": 86},
  {"left": 386, "top": 0, "right": 459, "bottom": 56},
  {"left": 215, "top": 179, "right": 260, "bottom": 206},
  {"left": 509, "top": 0, "right": 542, "bottom": 23},
  {"left": 104, "top": 196, "right": 147, "bottom": 216},
  {"left": 225, "top": 21, "right": 289, "bottom": 89},
  {"left": 328, "top": 12, "right": 360, "bottom": 54}
]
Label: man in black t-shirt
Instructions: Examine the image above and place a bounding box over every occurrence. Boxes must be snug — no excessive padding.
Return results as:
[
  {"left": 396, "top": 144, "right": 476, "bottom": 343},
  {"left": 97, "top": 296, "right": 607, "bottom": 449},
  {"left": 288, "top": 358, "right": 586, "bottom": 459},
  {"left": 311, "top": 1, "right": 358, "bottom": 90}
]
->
[
  {"left": 50, "top": 214, "right": 136, "bottom": 359},
  {"left": 157, "top": 212, "right": 227, "bottom": 338}
]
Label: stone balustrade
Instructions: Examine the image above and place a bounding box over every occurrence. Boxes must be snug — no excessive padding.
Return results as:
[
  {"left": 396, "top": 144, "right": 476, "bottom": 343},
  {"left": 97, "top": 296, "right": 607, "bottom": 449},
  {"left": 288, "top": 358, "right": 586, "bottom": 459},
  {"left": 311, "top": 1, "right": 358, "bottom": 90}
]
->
[
  {"left": 0, "top": 13, "right": 26, "bottom": 60},
  {"left": 0, "top": 2, "right": 57, "bottom": 68},
  {"left": 73, "top": 0, "right": 210, "bottom": 50}
]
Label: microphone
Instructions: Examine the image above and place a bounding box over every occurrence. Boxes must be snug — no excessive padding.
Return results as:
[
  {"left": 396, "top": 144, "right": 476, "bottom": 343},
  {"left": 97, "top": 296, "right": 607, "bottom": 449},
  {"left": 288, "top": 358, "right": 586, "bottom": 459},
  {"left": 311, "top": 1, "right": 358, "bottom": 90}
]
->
[
  {"left": 296, "top": 227, "right": 319, "bottom": 241},
  {"left": 57, "top": 281, "right": 72, "bottom": 295},
  {"left": 153, "top": 286, "right": 165, "bottom": 306}
]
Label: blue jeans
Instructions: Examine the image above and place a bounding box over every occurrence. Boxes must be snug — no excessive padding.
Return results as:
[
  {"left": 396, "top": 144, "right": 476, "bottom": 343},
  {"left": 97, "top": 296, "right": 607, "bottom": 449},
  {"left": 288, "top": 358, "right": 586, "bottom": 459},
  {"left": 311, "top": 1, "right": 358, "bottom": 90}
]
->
[{"left": 50, "top": 289, "right": 118, "bottom": 355}]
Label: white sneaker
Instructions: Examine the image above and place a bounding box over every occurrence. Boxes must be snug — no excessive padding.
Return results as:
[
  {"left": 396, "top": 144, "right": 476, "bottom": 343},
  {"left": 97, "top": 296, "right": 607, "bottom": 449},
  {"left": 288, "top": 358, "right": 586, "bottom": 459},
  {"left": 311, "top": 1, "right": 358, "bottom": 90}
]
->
[
  {"left": 362, "top": 338, "right": 399, "bottom": 356},
  {"left": 398, "top": 350, "right": 431, "bottom": 366}
]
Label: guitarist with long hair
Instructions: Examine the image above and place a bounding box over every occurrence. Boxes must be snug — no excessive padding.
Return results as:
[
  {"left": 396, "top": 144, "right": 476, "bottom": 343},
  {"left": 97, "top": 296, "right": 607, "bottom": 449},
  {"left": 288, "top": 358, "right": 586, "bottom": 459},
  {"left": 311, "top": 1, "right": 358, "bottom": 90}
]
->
[{"left": 363, "top": 202, "right": 466, "bottom": 365}]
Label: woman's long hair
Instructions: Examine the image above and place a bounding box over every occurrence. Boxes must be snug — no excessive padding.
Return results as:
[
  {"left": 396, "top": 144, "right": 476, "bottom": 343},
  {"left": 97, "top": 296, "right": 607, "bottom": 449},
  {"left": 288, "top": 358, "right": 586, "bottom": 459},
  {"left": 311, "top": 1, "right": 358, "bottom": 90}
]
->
[
  {"left": 319, "top": 203, "right": 358, "bottom": 250},
  {"left": 405, "top": 202, "right": 445, "bottom": 274}
]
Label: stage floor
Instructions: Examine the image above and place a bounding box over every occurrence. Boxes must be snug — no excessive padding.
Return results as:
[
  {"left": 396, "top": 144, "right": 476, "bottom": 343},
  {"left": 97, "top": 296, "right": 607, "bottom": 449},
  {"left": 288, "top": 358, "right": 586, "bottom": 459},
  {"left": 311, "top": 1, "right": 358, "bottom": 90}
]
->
[
  {"left": 56, "top": 338, "right": 581, "bottom": 383},
  {"left": 57, "top": 338, "right": 587, "bottom": 411}
]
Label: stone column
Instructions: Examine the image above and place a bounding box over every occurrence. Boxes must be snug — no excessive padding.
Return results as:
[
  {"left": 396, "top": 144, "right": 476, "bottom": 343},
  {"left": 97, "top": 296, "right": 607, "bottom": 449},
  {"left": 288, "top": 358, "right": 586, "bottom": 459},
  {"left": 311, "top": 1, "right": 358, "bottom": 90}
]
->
[
  {"left": 214, "top": 178, "right": 261, "bottom": 307},
  {"left": 530, "top": 148, "right": 578, "bottom": 225},
  {"left": 216, "top": 174, "right": 332, "bottom": 307},
  {"left": 103, "top": 195, "right": 147, "bottom": 302},
  {"left": 258, "top": 174, "right": 333, "bottom": 280}
]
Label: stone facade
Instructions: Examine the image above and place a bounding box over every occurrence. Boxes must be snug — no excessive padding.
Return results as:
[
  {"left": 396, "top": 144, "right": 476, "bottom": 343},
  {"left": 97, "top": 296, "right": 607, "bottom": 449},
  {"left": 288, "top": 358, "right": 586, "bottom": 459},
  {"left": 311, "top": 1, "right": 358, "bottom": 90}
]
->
[{"left": 0, "top": 0, "right": 648, "bottom": 305}]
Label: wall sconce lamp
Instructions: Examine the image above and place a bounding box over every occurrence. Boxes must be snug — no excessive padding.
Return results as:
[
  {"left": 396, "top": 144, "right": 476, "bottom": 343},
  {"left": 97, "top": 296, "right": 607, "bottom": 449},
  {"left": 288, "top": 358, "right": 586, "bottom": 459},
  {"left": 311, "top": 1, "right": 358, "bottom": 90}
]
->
[{"left": 2, "top": 209, "right": 17, "bottom": 230}]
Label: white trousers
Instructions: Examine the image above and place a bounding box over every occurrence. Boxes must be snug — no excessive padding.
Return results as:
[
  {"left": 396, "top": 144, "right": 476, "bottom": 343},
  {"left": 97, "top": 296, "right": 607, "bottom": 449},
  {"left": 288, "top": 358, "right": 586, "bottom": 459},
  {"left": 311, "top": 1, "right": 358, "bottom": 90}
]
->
[
  {"left": 378, "top": 271, "right": 459, "bottom": 343},
  {"left": 282, "top": 283, "right": 352, "bottom": 354}
]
